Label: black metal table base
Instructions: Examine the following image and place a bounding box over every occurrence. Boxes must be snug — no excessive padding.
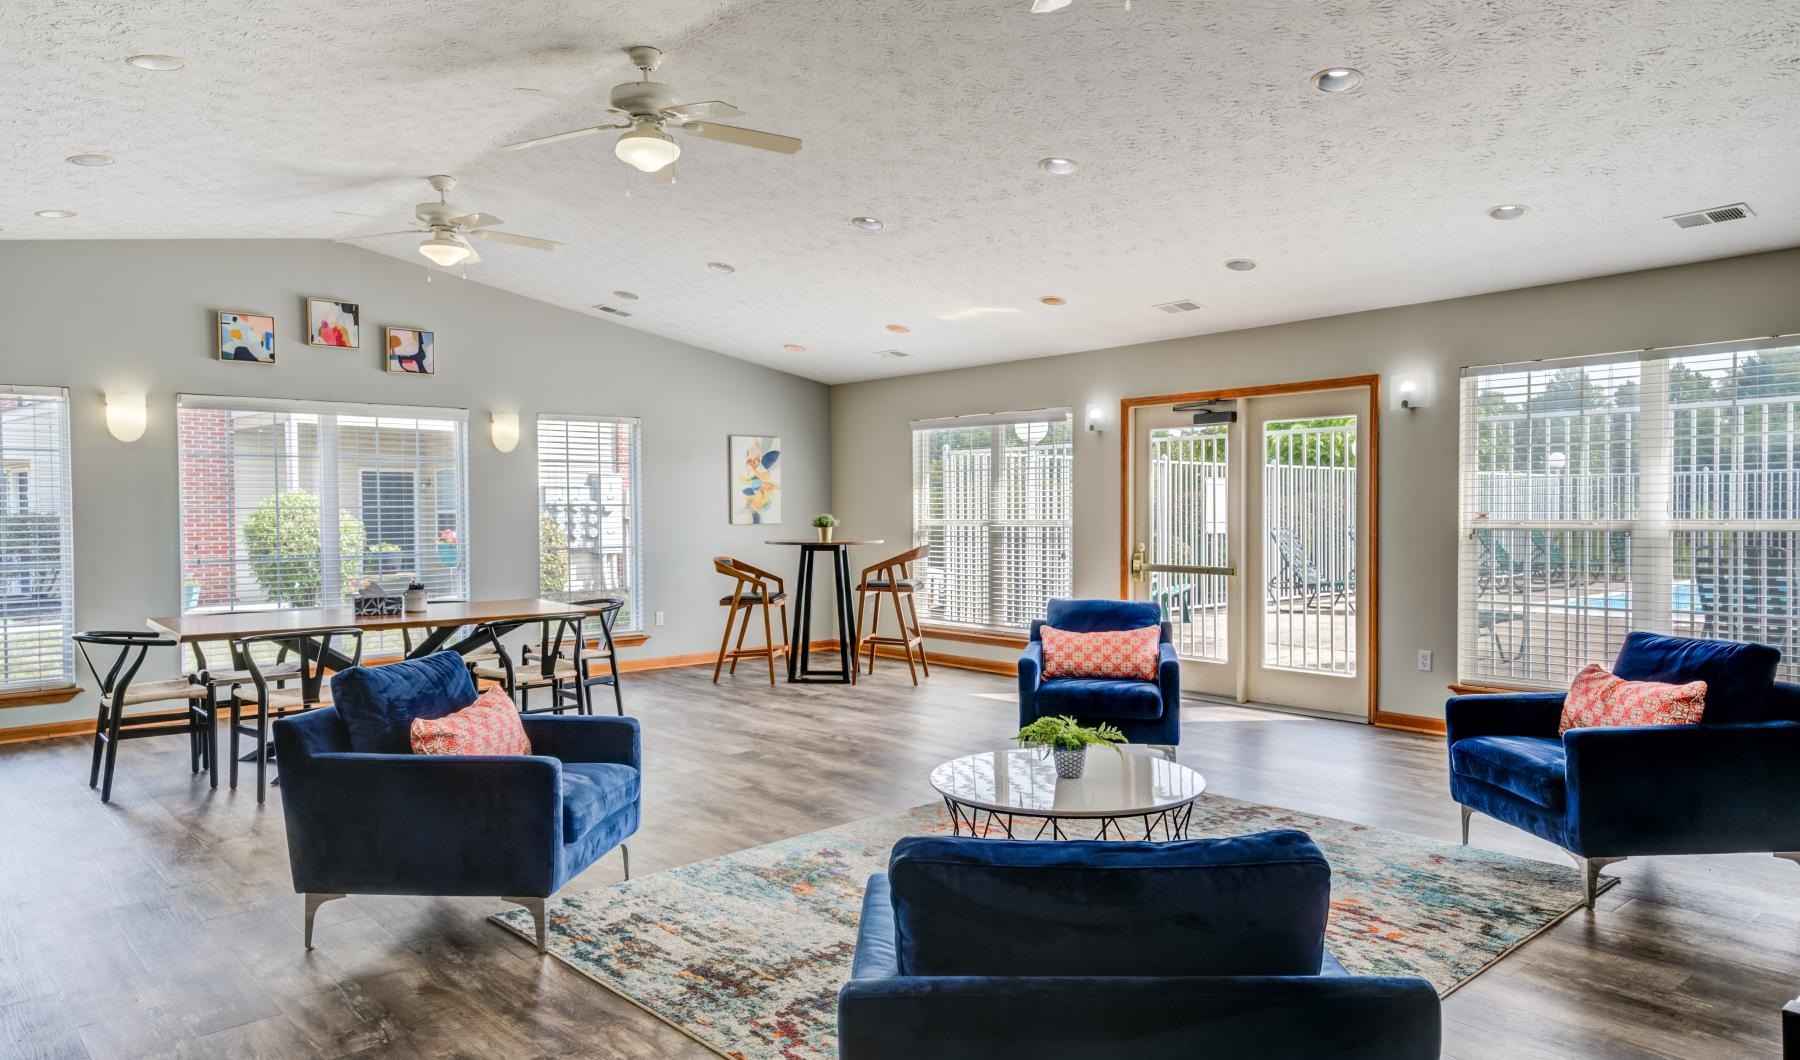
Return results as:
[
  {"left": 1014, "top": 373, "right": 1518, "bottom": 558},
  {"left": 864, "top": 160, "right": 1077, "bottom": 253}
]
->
[
  {"left": 787, "top": 544, "right": 857, "bottom": 684},
  {"left": 942, "top": 796, "right": 1197, "bottom": 842}
]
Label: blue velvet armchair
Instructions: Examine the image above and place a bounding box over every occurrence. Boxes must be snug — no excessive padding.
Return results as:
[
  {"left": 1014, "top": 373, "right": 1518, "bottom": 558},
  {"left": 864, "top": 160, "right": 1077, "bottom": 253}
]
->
[
  {"left": 272, "top": 651, "right": 641, "bottom": 951},
  {"left": 1448, "top": 631, "right": 1800, "bottom": 907},
  {"left": 1020, "top": 598, "right": 1181, "bottom": 746},
  {"left": 839, "top": 831, "right": 1440, "bottom": 1059}
]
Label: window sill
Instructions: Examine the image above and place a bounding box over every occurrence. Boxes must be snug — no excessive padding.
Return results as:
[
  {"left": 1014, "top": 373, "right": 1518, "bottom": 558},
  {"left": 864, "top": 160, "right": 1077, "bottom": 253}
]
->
[
  {"left": 920, "top": 624, "right": 1029, "bottom": 649},
  {"left": 0, "top": 685, "right": 81, "bottom": 709}
]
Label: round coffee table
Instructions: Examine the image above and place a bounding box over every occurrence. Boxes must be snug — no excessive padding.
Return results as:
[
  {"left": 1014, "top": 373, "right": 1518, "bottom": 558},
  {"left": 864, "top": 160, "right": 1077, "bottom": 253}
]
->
[{"left": 930, "top": 746, "right": 1207, "bottom": 841}]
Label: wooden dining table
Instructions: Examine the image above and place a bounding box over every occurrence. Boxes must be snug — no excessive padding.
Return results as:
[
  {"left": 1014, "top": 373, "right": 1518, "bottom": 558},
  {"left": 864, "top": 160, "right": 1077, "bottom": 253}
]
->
[
  {"left": 147, "top": 597, "right": 604, "bottom": 702},
  {"left": 764, "top": 538, "right": 884, "bottom": 684}
]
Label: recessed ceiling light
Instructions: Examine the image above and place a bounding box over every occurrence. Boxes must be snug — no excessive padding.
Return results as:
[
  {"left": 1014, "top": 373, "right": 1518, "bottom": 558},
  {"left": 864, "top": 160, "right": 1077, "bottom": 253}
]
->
[
  {"left": 1038, "top": 157, "right": 1077, "bottom": 175},
  {"left": 1223, "top": 258, "right": 1258, "bottom": 271},
  {"left": 1039, "top": 296, "right": 1067, "bottom": 306},
  {"left": 65, "top": 153, "right": 116, "bottom": 167},
  {"left": 612, "top": 290, "right": 639, "bottom": 300},
  {"left": 34, "top": 210, "right": 77, "bottom": 219},
  {"left": 850, "top": 216, "right": 884, "bottom": 231},
  {"left": 125, "top": 54, "right": 186, "bottom": 71},
  {"left": 1311, "top": 67, "right": 1364, "bottom": 93},
  {"left": 1487, "top": 204, "right": 1530, "bottom": 221},
  {"left": 783, "top": 344, "right": 806, "bottom": 352},
  {"left": 706, "top": 261, "right": 736, "bottom": 274},
  {"left": 885, "top": 324, "right": 910, "bottom": 334}
]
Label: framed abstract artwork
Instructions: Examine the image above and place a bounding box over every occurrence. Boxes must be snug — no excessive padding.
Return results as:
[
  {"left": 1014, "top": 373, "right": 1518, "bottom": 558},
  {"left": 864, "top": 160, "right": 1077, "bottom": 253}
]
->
[
  {"left": 730, "top": 435, "right": 781, "bottom": 524},
  {"left": 306, "top": 297, "right": 360, "bottom": 348},
  {"left": 216, "top": 311, "right": 276, "bottom": 364},
  {"left": 386, "top": 327, "right": 434, "bottom": 375}
]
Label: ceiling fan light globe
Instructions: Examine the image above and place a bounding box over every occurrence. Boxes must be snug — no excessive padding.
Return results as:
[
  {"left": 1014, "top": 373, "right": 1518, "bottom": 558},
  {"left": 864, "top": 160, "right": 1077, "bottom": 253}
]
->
[
  {"left": 419, "top": 233, "right": 472, "bottom": 267},
  {"left": 616, "top": 127, "right": 681, "bottom": 173}
]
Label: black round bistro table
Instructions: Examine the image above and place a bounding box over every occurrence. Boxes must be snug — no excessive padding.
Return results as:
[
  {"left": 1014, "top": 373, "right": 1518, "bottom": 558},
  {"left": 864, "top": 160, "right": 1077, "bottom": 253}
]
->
[{"left": 764, "top": 538, "right": 883, "bottom": 684}]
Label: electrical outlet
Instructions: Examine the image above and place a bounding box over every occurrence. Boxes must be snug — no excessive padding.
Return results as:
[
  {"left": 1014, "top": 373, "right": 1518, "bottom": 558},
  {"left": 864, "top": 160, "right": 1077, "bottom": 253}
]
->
[
  {"left": 1417, "top": 650, "right": 1433, "bottom": 672},
  {"left": 655, "top": 611, "right": 665, "bottom": 627}
]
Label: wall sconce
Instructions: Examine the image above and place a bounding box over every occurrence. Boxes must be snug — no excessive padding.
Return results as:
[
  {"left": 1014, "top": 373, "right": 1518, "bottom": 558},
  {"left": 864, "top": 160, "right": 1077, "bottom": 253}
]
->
[
  {"left": 491, "top": 411, "right": 520, "bottom": 453},
  {"left": 1086, "top": 404, "right": 1106, "bottom": 432},
  {"left": 105, "top": 393, "right": 147, "bottom": 442},
  {"left": 1393, "top": 376, "right": 1430, "bottom": 412}
]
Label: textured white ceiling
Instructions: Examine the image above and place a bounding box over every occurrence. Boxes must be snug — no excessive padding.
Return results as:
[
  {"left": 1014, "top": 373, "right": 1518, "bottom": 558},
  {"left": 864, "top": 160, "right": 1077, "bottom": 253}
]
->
[{"left": 7, "top": 0, "right": 1800, "bottom": 383}]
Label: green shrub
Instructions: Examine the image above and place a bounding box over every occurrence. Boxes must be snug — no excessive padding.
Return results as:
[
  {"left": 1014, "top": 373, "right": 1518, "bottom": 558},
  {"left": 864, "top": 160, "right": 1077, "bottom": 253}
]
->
[
  {"left": 241, "top": 491, "right": 367, "bottom": 606},
  {"left": 540, "top": 514, "right": 568, "bottom": 595}
]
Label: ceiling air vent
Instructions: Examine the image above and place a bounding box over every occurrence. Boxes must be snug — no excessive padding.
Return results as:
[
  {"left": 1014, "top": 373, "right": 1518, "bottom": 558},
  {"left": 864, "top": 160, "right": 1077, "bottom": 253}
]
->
[
  {"left": 874, "top": 349, "right": 909, "bottom": 359},
  {"left": 1154, "top": 299, "right": 1204, "bottom": 314},
  {"left": 1666, "top": 202, "right": 1754, "bottom": 229},
  {"left": 591, "top": 304, "right": 633, "bottom": 317}
]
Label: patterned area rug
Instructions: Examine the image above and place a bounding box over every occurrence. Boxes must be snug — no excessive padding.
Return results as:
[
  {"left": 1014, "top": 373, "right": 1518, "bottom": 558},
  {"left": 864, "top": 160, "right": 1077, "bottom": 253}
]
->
[{"left": 492, "top": 797, "right": 1610, "bottom": 1059}]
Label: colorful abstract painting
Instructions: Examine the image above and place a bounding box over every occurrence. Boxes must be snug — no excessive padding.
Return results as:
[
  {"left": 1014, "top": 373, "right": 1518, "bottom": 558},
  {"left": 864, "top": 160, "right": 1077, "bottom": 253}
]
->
[
  {"left": 216, "top": 311, "right": 276, "bottom": 364},
  {"left": 730, "top": 434, "right": 781, "bottom": 524},
  {"left": 306, "top": 297, "right": 360, "bottom": 348},
  {"left": 386, "top": 327, "right": 434, "bottom": 375}
]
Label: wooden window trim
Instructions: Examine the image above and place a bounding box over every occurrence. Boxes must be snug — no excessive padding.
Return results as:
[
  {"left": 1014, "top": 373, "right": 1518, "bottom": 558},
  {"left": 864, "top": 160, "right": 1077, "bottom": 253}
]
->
[{"left": 0, "top": 685, "right": 81, "bottom": 709}]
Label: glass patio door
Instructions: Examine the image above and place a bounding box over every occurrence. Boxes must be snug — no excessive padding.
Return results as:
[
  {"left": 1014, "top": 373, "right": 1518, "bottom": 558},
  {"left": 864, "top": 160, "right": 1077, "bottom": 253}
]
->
[{"left": 1129, "top": 387, "right": 1370, "bottom": 717}]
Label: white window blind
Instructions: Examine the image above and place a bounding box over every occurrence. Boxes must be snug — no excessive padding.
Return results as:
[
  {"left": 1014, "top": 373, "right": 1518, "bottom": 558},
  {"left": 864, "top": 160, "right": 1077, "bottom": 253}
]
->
[
  {"left": 0, "top": 386, "right": 74, "bottom": 692},
  {"left": 537, "top": 415, "right": 643, "bottom": 631},
  {"left": 912, "top": 409, "right": 1073, "bottom": 632},
  {"left": 1459, "top": 335, "right": 1800, "bottom": 687},
  {"left": 177, "top": 395, "right": 470, "bottom": 623}
]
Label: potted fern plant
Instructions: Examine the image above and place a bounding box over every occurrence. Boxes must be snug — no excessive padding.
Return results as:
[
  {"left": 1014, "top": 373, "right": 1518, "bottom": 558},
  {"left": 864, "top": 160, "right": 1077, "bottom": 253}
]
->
[
  {"left": 1016, "top": 715, "right": 1126, "bottom": 779},
  {"left": 811, "top": 512, "right": 840, "bottom": 542}
]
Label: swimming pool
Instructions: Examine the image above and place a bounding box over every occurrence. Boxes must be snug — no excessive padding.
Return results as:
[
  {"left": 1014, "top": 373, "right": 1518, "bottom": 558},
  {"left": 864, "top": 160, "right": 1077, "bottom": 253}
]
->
[{"left": 1575, "top": 584, "right": 1702, "bottom": 612}]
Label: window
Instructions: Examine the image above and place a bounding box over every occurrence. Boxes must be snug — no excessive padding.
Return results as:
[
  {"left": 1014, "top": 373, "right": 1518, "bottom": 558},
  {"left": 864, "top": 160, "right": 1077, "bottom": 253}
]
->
[
  {"left": 912, "top": 409, "right": 1073, "bottom": 632},
  {"left": 1459, "top": 336, "right": 1800, "bottom": 687},
  {"left": 177, "top": 395, "right": 470, "bottom": 620},
  {"left": 0, "top": 387, "right": 74, "bottom": 692},
  {"left": 536, "top": 415, "right": 642, "bottom": 630}
]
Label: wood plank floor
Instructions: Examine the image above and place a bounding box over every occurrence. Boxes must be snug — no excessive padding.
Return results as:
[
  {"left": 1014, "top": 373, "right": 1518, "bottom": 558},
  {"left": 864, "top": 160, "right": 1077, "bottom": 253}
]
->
[{"left": 1, "top": 659, "right": 1795, "bottom": 1059}]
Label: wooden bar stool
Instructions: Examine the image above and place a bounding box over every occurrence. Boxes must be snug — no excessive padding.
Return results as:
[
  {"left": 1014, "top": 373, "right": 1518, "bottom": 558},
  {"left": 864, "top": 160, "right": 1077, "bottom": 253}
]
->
[
  {"left": 854, "top": 545, "right": 931, "bottom": 684},
  {"left": 713, "top": 557, "right": 790, "bottom": 685},
  {"left": 73, "top": 631, "right": 217, "bottom": 803}
]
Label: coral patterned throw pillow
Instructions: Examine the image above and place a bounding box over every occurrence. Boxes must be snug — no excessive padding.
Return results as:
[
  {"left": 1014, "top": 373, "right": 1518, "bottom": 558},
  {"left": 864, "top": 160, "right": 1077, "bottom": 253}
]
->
[
  {"left": 1559, "top": 663, "right": 1707, "bottom": 735},
  {"left": 1041, "top": 625, "right": 1161, "bottom": 681},
  {"left": 410, "top": 686, "right": 533, "bottom": 756}
]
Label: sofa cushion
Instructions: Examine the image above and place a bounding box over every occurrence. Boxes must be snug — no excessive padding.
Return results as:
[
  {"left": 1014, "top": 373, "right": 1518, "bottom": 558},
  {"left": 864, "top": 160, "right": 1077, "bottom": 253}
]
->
[
  {"left": 331, "top": 651, "right": 477, "bottom": 755},
  {"left": 1043, "top": 598, "right": 1163, "bottom": 634},
  {"left": 410, "top": 686, "right": 532, "bottom": 756},
  {"left": 1559, "top": 663, "right": 1707, "bottom": 734},
  {"left": 1449, "top": 735, "right": 1566, "bottom": 810},
  {"left": 1612, "top": 631, "right": 1778, "bottom": 725},
  {"left": 1032, "top": 678, "right": 1164, "bottom": 720},
  {"left": 887, "top": 830, "right": 1330, "bottom": 978},
  {"left": 562, "top": 762, "right": 641, "bottom": 842},
  {"left": 1041, "top": 625, "right": 1161, "bottom": 681}
]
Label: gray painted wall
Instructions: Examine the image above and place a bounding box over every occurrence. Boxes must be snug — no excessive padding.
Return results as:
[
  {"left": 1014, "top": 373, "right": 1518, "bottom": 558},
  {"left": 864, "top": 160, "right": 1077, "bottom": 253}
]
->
[
  {"left": 0, "top": 239, "right": 831, "bottom": 730},
  {"left": 829, "top": 247, "right": 1800, "bottom": 721}
]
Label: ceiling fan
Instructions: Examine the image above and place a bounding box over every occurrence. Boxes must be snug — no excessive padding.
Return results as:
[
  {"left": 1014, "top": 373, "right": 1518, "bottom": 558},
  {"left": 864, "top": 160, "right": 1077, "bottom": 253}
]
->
[
  {"left": 337, "top": 175, "right": 562, "bottom": 267},
  {"left": 505, "top": 46, "right": 801, "bottom": 185}
]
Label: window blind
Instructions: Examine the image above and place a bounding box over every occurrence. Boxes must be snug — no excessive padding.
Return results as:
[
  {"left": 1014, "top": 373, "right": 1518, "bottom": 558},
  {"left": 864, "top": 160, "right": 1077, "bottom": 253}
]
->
[
  {"left": 911, "top": 409, "right": 1072, "bottom": 632},
  {"left": 0, "top": 386, "right": 74, "bottom": 692},
  {"left": 1459, "top": 335, "right": 1800, "bottom": 686},
  {"left": 176, "top": 395, "right": 470, "bottom": 625},
  {"left": 537, "top": 415, "right": 643, "bottom": 630}
]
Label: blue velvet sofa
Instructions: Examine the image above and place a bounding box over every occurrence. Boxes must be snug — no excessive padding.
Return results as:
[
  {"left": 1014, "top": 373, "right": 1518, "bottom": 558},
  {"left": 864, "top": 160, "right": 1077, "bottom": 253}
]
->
[
  {"left": 838, "top": 831, "right": 1440, "bottom": 1059},
  {"left": 1019, "top": 598, "right": 1181, "bottom": 746},
  {"left": 1448, "top": 631, "right": 1800, "bottom": 907},
  {"left": 272, "top": 650, "right": 641, "bottom": 951}
]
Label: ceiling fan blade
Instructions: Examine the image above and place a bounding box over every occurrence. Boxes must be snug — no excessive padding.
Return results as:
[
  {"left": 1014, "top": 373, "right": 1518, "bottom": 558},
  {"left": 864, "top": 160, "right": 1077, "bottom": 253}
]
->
[
  {"left": 516, "top": 87, "right": 624, "bottom": 114},
  {"left": 467, "top": 229, "right": 563, "bottom": 251},
  {"left": 502, "top": 125, "right": 619, "bottom": 152},
  {"left": 334, "top": 230, "right": 422, "bottom": 242},
  {"left": 462, "top": 247, "right": 482, "bottom": 265},
  {"left": 1030, "top": 0, "right": 1073, "bottom": 10},
  {"left": 449, "top": 211, "right": 504, "bottom": 229},
  {"left": 677, "top": 122, "right": 802, "bottom": 155},
  {"left": 650, "top": 162, "right": 680, "bottom": 186},
  {"left": 663, "top": 100, "right": 744, "bottom": 122}
]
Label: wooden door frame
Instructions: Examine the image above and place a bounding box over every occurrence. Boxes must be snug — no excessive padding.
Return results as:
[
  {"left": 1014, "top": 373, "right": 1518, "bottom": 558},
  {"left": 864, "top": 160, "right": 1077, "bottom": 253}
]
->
[{"left": 1118, "top": 374, "right": 1384, "bottom": 726}]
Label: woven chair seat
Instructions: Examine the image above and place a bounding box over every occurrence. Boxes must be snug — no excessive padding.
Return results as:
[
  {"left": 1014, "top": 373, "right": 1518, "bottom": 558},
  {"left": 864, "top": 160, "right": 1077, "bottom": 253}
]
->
[
  {"left": 202, "top": 661, "right": 303, "bottom": 685},
  {"left": 470, "top": 664, "right": 563, "bottom": 687},
  {"left": 120, "top": 678, "right": 209, "bottom": 706}
]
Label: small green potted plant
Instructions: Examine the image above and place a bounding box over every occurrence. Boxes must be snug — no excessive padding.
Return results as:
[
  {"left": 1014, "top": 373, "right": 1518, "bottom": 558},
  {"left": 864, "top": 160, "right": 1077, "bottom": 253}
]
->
[
  {"left": 811, "top": 512, "right": 840, "bottom": 542},
  {"left": 1016, "top": 715, "right": 1126, "bottom": 779}
]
